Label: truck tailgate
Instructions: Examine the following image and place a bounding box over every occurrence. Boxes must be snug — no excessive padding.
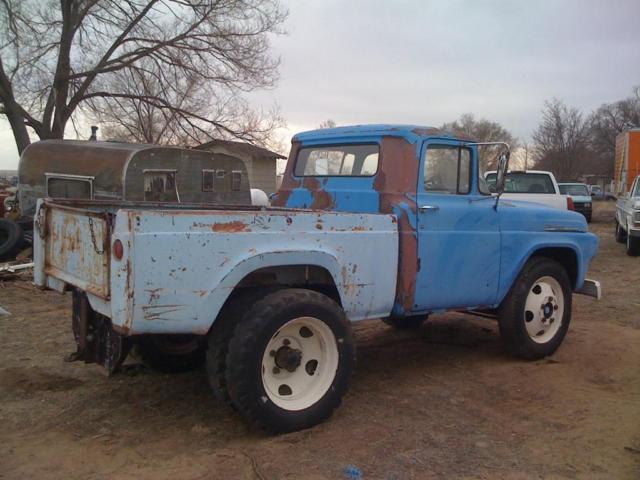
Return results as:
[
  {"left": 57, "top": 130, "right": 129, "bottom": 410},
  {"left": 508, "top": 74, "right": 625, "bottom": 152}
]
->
[{"left": 37, "top": 202, "right": 111, "bottom": 298}]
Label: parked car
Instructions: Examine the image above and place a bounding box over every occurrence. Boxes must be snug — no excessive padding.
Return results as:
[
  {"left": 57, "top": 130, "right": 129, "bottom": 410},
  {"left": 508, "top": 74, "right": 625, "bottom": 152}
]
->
[
  {"left": 485, "top": 170, "right": 573, "bottom": 210},
  {"left": 33, "top": 125, "right": 600, "bottom": 433},
  {"left": 588, "top": 185, "right": 616, "bottom": 201},
  {"left": 559, "top": 183, "right": 592, "bottom": 222},
  {"left": 615, "top": 175, "right": 640, "bottom": 256}
]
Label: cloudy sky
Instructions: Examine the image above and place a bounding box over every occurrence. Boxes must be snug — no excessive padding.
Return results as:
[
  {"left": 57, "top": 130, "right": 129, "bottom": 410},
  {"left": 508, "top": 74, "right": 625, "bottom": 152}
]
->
[{"left": 1, "top": 0, "right": 640, "bottom": 169}]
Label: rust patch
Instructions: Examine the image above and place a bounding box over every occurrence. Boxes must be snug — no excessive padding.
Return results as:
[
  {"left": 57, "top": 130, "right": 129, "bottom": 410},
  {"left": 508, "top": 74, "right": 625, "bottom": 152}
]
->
[
  {"left": 302, "top": 177, "right": 335, "bottom": 210},
  {"left": 141, "top": 304, "right": 185, "bottom": 321},
  {"left": 271, "top": 142, "right": 302, "bottom": 207},
  {"left": 146, "top": 288, "right": 163, "bottom": 303},
  {"left": 374, "top": 136, "right": 420, "bottom": 313},
  {"left": 211, "top": 221, "right": 250, "bottom": 233}
]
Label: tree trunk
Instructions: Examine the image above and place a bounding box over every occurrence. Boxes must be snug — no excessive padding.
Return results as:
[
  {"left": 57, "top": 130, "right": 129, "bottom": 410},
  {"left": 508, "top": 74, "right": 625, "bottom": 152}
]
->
[{"left": 4, "top": 104, "right": 31, "bottom": 154}]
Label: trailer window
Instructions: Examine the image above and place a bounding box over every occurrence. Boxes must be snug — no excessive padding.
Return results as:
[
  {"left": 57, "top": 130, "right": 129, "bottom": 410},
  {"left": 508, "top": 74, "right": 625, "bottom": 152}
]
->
[
  {"left": 231, "top": 171, "right": 242, "bottom": 191},
  {"left": 202, "top": 170, "right": 215, "bottom": 192},
  {"left": 46, "top": 176, "right": 93, "bottom": 199},
  {"left": 294, "top": 144, "right": 379, "bottom": 176},
  {"left": 144, "top": 170, "right": 179, "bottom": 202}
]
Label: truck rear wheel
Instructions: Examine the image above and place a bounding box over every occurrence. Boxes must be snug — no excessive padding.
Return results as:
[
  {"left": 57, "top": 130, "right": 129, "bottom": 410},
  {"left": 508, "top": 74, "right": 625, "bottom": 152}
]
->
[
  {"left": 627, "top": 233, "right": 640, "bottom": 256},
  {"left": 497, "top": 257, "right": 572, "bottom": 360},
  {"left": 137, "top": 335, "right": 205, "bottom": 373},
  {"left": 224, "top": 289, "right": 354, "bottom": 433}
]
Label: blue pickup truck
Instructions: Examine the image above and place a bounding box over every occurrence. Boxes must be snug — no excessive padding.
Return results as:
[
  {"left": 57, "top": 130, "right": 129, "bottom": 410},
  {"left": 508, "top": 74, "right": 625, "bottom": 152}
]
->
[{"left": 33, "top": 125, "right": 600, "bottom": 433}]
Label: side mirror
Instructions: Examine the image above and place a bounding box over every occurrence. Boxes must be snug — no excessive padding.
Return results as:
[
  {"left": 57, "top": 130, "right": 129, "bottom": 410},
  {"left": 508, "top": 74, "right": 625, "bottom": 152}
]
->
[{"left": 494, "top": 152, "right": 510, "bottom": 194}]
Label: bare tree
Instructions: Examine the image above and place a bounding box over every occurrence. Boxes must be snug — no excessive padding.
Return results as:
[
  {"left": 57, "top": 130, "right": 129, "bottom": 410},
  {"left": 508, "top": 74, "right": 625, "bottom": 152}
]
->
[
  {"left": 441, "top": 113, "right": 517, "bottom": 170},
  {"left": 587, "top": 85, "right": 640, "bottom": 177},
  {"left": 90, "top": 58, "right": 284, "bottom": 146},
  {"left": 532, "top": 99, "right": 592, "bottom": 181},
  {"left": 317, "top": 119, "right": 336, "bottom": 129},
  {"left": 0, "top": 0, "right": 287, "bottom": 154}
]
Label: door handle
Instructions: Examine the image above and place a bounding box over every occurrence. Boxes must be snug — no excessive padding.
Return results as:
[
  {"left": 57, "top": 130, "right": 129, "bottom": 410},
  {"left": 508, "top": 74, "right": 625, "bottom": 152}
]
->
[{"left": 419, "top": 205, "right": 439, "bottom": 212}]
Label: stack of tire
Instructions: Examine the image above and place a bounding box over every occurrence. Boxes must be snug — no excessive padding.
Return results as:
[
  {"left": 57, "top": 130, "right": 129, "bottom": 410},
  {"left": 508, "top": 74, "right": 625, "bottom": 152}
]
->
[{"left": 0, "top": 219, "right": 24, "bottom": 262}]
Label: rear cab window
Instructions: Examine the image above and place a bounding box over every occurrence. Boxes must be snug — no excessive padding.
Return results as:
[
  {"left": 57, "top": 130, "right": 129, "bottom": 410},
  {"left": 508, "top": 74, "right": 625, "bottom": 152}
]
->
[
  {"left": 559, "top": 184, "right": 589, "bottom": 196},
  {"left": 294, "top": 144, "right": 379, "bottom": 177}
]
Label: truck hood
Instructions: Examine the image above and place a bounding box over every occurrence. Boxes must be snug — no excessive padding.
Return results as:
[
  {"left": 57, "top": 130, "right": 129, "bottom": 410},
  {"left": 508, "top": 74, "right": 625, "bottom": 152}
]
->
[{"left": 498, "top": 199, "right": 588, "bottom": 233}]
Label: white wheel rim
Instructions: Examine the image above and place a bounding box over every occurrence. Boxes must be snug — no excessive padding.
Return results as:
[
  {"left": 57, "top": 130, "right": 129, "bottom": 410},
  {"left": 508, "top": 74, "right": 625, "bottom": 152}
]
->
[
  {"left": 261, "top": 316, "right": 339, "bottom": 411},
  {"left": 523, "top": 276, "right": 564, "bottom": 344}
]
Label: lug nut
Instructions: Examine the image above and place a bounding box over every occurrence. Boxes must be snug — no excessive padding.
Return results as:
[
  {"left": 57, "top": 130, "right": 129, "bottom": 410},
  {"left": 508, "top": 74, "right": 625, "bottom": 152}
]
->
[
  {"left": 269, "top": 350, "right": 276, "bottom": 357},
  {"left": 282, "top": 339, "right": 290, "bottom": 346},
  {"left": 273, "top": 367, "right": 280, "bottom": 374}
]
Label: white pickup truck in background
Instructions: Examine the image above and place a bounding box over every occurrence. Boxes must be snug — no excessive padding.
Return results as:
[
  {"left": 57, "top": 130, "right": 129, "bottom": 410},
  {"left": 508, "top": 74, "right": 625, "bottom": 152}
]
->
[
  {"left": 615, "top": 175, "right": 640, "bottom": 256},
  {"left": 485, "top": 170, "right": 572, "bottom": 210}
]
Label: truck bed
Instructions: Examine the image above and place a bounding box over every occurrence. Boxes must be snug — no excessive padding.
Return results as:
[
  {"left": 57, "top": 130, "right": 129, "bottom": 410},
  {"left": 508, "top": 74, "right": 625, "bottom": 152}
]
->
[{"left": 34, "top": 199, "right": 399, "bottom": 334}]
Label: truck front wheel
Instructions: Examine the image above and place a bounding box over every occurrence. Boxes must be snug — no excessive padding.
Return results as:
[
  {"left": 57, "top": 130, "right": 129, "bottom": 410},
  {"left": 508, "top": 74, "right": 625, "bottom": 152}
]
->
[
  {"left": 498, "top": 258, "right": 572, "bottom": 360},
  {"left": 224, "top": 289, "right": 354, "bottom": 433}
]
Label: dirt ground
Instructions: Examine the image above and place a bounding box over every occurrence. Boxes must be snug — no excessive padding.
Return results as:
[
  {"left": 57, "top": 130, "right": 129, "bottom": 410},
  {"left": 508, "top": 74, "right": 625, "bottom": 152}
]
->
[{"left": 1, "top": 202, "right": 639, "bottom": 480}]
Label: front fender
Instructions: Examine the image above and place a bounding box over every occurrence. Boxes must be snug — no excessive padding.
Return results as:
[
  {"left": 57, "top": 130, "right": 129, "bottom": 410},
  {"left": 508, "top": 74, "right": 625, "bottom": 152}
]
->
[{"left": 497, "top": 232, "right": 599, "bottom": 304}]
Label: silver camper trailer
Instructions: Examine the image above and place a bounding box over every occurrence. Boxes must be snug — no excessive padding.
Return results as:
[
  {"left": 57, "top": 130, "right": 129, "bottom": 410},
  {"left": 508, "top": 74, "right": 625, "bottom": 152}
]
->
[{"left": 18, "top": 140, "right": 252, "bottom": 218}]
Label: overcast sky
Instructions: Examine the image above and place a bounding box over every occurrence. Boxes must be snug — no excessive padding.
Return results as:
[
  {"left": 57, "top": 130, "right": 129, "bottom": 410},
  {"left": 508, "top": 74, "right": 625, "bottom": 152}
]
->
[{"left": 1, "top": 0, "right": 639, "bottom": 169}]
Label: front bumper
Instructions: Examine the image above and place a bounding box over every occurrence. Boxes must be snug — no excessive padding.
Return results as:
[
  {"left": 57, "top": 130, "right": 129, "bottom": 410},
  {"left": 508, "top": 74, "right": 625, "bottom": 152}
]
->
[
  {"left": 573, "top": 202, "right": 592, "bottom": 216},
  {"left": 575, "top": 279, "right": 601, "bottom": 300}
]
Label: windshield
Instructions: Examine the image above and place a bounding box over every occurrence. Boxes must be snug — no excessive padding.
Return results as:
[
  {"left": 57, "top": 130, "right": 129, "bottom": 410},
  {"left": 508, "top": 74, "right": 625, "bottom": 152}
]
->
[
  {"left": 485, "top": 172, "right": 555, "bottom": 194},
  {"left": 559, "top": 184, "right": 589, "bottom": 196}
]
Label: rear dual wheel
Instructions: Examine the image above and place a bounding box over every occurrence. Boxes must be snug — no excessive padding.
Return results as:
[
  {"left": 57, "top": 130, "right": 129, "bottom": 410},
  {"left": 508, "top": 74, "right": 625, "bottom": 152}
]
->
[
  {"left": 137, "top": 335, "right": 205, "bottom": 373},
  {"left": 212, "top": 289, "right": 354, "bottom": 433}
]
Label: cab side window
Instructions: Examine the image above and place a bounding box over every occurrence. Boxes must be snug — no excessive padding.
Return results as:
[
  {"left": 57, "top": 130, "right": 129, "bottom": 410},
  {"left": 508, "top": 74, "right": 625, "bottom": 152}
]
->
[{"left": 424, "top": 146, "right": 471, "bottom": 194}]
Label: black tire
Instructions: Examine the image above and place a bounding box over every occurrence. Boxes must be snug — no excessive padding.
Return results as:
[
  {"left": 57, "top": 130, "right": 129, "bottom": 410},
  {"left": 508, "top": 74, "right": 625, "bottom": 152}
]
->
[
  {"left": 627, "top": 233, "right": 640, "bottom": 257},
  {"left": 382, "top": 314, "right": 428, "bottom": 330},
  {"left": 0, "top": 219, "right": 24, "bottom": 261},
  {"left": 224, "top": 289, "right": 355, "bottom": 433},
  {"left": 585, "top": 213, "right": 592, "bottom": 224},
  {"left": 137, "top": 335, "right": 205, "bottom": 373},
  {"left": 615, "top": 220, "right": 626, "bottom": 243},
  {"left": 206, "top": 288, "right": 278, "bottom": 406},
  {"left": 497, "top": 257, "right": 572, "bottom": 360}
]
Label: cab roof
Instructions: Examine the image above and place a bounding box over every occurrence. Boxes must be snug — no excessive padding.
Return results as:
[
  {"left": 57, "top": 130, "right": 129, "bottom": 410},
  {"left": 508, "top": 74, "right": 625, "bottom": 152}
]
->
[{"left": 293, "top": 124, "right": 475, "bottom": 143}]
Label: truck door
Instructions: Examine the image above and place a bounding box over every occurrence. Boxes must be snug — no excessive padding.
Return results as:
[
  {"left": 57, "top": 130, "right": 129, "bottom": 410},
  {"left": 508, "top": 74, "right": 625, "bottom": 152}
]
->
[{"left": 413, "top": 141, "right": 500, "bottom": 312}]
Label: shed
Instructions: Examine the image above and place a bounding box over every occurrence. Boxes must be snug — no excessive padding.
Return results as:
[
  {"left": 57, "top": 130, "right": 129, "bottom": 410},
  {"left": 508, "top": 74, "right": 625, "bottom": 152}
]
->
[
  {"left": 18, "top": 140, "right": 251, "bottom": 217},
  {"left": 195, "top": 139, "right": 285, "bottom": 194}
]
